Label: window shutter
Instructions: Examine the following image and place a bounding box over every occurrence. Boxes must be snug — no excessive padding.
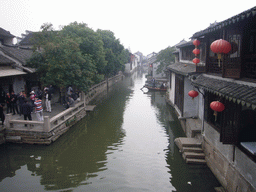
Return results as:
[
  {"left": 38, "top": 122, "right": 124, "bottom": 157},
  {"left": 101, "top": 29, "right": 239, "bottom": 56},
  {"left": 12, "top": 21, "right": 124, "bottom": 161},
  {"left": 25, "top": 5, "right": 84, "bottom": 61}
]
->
[{"left": 220, "top": 100, "right": 240, "bottom": 144}]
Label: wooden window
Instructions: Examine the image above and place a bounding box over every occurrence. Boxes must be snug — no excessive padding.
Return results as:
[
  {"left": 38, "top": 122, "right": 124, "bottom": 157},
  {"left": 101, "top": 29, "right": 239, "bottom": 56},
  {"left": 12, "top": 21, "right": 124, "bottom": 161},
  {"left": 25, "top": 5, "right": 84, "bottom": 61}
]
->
[
  {"left": 174, "top": 75, "right": 184, "bottom": 115},
  {"left": 204, "top": 91, "right": 223, "bottom": 132}
]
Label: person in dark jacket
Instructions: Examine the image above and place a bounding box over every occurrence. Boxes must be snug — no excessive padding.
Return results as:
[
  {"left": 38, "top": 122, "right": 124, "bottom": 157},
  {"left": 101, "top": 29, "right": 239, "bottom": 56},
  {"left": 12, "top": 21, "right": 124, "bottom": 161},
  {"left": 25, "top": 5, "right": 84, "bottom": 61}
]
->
[
  {"left": 10, "top": 91, "right": 19, "bottom": 115},
  {"left": 0, "top": 87, "right": 6, "bottom": 104},
  {"left": 0, "top": 103, "right": 5, "bottom": 126},
  {"left": 22, "top": 99, "right": 32, "bottom": 127},
  {"left": 17, "top": 91, "right": 25, "bottom": 116},
  {"left": 6, "top": 93, "right": 12, "bottom": 114}
]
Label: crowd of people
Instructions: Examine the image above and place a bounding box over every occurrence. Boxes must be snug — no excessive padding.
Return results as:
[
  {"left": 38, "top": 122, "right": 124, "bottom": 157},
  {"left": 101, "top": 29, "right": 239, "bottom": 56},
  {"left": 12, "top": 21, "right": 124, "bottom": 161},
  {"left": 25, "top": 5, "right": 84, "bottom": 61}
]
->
[{"left": 0, "top": 85, "right": 79, "bottom": 127}]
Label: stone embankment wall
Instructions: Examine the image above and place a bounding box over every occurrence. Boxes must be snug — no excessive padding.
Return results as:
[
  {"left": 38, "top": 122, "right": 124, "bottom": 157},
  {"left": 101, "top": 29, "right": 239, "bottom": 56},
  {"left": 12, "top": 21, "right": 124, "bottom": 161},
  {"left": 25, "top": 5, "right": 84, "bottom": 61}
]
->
[{"left": 4, "top": 73, "right": 124, "bottom": 145}]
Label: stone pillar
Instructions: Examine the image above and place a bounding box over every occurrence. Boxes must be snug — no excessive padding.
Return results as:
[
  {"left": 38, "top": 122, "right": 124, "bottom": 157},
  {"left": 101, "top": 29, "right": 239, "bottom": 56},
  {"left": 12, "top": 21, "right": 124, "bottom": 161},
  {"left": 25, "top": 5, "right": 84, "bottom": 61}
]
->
[
  {"left": 43, "top": 116, "right": 50, "bottom": 132},
  {"left": 5, "top": 114, "right": 12, "bottom": 129}
]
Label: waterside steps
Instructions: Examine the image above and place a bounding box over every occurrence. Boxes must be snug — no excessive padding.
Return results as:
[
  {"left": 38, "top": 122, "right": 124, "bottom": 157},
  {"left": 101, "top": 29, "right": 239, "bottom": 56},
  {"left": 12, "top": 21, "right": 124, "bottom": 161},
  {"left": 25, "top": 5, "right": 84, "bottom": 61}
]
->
[{"left": 174, "top": 137, "right": 206, "bottom": 165}]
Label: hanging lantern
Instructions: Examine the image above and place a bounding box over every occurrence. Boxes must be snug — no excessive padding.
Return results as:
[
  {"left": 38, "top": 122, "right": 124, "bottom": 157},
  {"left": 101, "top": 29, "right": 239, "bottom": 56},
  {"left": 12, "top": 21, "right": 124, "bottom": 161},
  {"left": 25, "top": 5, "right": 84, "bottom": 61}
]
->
[
  {"left": 188, "top": 90, "right": 199, "bottom": 99},
  {"left": 193, "top": 58, "right": 200, "bottom": 65},
  {"left": 210, "top": 101, "right": 225, "bottom": 121},
  {"left": 210, "top": 39, "right": 232, "bottom": 67},
  {"left": 192, "top": 48, "right": 200, "bottom": 56},
  {"left": 193, "top": 39, "right": 200, "bottom": 47}
]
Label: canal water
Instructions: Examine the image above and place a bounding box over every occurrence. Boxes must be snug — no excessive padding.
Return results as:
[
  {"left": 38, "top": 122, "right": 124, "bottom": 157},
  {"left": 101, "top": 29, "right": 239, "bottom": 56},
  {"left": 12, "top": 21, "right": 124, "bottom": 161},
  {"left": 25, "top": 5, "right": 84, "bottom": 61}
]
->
[{"left": 0, "top": 70, "right": 220, "bottom": 192}]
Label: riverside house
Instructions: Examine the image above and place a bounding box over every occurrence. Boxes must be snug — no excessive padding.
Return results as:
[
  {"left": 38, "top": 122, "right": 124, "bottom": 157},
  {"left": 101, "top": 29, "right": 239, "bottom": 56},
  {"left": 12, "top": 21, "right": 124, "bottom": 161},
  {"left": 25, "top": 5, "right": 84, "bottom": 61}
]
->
[
  {"left": 0, "top": 27, "right": 35, "bottom": 95},
  {"left": 167, "top": 6, "right": 256, "bottom": 192}
]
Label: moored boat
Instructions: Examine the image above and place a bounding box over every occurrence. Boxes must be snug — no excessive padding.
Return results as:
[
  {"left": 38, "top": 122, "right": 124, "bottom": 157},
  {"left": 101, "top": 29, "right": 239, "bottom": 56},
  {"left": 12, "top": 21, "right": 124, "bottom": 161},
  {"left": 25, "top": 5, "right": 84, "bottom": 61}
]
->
[{"left": 144, "top": 85, "right": 167, "bottom": 91}]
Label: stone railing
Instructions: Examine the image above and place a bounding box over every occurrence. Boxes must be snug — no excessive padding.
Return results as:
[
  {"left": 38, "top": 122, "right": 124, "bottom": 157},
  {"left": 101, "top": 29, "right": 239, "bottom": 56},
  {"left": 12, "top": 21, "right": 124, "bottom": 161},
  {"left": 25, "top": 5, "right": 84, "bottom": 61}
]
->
[
  {"left": 49, "top": 101, "right": 85, "bottom": 132},
  {"left": 5, "top": 101, "right": 85, "bottom": 133},
  {"left": 5, "top": 114, "right": 47, "bottom": 132},
  {"left": 85, "top": 73, "right": 123, "bottom": 104}
]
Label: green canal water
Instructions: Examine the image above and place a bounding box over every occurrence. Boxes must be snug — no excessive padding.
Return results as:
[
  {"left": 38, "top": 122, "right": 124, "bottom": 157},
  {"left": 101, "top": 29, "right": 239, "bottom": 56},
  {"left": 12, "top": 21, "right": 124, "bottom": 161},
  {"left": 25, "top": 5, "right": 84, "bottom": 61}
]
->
[{"left": 0, "top": 70, "right": 220, "bottom": 191}]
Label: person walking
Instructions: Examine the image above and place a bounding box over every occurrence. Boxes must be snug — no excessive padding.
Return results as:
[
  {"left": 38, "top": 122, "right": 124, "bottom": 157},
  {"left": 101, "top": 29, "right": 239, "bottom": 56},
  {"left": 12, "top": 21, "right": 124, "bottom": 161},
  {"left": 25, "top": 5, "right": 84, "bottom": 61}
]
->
[
  {"left": 45, "top": 89, "right": 52, "bottom": 112},
  {"left": 18, "top": 91, "right": 25, "bottom": 116},
  {"left": 22, "top": 99, "right": 32, "bottom": 127},
  {"left": 34, "top": 96, "right": 44, "bottom": 121},
  {"left": 0, "top": 86, "right": 6, "bottom": 104},
  {"left": 0, "top": 103, "right": 5, "bottom": 126},
  {"left": 10, "top": 91, "right": 19, "bottom": 115},
  {"left": 6, "top": 93, "right": 12, "bottom": 114}
]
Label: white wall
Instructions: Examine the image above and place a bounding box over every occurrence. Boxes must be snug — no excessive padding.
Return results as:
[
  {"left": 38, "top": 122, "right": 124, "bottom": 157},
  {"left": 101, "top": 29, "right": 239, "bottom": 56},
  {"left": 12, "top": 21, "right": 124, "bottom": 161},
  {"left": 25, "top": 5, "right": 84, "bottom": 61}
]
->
[
  {"left": 13, "top": 76, "right": 26, "bottom": 94},
  {"left": 167, "top": 72, "right": 175, "bottom": 105},
  {"left": 183, "top": 78, "right": 199, "bottom": 117}
]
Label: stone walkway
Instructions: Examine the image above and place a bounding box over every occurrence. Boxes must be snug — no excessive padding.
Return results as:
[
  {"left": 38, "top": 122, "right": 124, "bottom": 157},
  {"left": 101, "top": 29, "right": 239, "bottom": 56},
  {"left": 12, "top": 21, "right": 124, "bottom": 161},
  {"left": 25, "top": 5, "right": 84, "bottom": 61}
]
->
[
  {"left": 11, "top": 102, "right": 66, "bottom": 121},
  {"left": 0, "top": 102, "right": 67, "bottom": 131}
]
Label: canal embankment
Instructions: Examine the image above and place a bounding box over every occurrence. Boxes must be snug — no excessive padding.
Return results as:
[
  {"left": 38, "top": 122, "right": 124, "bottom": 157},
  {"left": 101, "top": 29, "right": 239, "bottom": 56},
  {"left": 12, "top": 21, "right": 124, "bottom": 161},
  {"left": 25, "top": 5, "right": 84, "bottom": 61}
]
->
[{"left": 1, "top": 73, "right": 124, "bottom": 145}]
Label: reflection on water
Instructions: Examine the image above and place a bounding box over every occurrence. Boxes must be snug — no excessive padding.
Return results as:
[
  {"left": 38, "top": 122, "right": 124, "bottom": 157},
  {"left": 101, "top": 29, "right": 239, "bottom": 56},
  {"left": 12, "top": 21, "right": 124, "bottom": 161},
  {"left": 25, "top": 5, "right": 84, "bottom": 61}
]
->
[{"left": 0, "top": 70, "right": 220, "bottom": 191}]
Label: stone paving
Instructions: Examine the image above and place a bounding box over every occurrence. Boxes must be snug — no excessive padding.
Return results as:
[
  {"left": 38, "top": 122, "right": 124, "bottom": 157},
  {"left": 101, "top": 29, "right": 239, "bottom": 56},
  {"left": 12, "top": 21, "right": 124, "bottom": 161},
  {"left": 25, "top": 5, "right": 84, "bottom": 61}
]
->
[
  {"left": 11, "top": 102, "right": 66, "bottom": 121},
  {"left": 0, "top": 102, "right": 67, "bottom": 131}
]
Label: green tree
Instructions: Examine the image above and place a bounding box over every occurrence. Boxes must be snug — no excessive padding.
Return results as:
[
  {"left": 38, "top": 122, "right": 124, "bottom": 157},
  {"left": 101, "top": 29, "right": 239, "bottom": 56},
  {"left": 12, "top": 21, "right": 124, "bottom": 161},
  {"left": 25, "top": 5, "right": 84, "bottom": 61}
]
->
[
  {"left": 156, "top": 46, "right": 176, "bottom": 74},
  {"left": 27, "top": 22, "right": 101, "bottom": 93},
  {"left": 97, "top": 29, "right": 127, "bottom": 76},
  {"left": 61, "top": 22, "right": 107, "bottom": 76}
]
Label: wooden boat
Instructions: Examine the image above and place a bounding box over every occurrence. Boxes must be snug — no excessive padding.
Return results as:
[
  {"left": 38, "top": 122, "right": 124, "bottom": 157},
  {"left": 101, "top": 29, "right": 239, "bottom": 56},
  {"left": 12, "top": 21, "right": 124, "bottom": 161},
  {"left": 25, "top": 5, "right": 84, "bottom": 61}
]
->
[{"left": 144, "top": 85, "right": 167, "bottom": 91}]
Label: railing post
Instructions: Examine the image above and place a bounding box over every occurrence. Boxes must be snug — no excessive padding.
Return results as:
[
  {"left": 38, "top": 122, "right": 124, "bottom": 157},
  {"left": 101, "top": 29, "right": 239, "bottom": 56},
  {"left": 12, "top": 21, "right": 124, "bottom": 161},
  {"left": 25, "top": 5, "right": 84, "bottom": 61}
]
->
[
  {"left": 5, "top": 114, "right": 12, "bottom": 129},
  {"left": 43, "top": 116, "right": 50, "bottom": 132}
]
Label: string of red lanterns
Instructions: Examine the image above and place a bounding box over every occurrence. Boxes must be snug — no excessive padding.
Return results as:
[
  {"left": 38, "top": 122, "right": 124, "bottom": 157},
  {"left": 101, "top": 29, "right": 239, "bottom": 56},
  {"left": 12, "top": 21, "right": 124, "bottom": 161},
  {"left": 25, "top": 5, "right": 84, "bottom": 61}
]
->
[
  {"left": 192, "top": 39, "right": 200, "bottom": 65},
  {"left": 188, "top": 39, "right": 227, "bottom": 121}
]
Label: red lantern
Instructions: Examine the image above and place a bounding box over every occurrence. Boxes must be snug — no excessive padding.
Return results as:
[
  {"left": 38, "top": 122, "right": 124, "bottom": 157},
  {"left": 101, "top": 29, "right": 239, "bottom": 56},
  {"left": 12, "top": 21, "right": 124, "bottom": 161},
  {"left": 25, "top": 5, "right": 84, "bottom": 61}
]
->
[
  {"left": 188, "top": 90, "right": 198, "bottom": 99},
  {"left": 210, "top": 39, "right": 232, "bottom": 67},
  {"left": 193, "top": 48, "right": 200, "bottom": 55},
  {"left": 192, "top": 58, "right": 200, "bottom": 65},
  {"left": 193, "top": 40, "right": 200, "bottom": 47},
  {"left": 210, "top": 39, "right": 231, "bottom": 54},
  {"left": 210, "top": 101, "right": 225, "bottom": 121}
]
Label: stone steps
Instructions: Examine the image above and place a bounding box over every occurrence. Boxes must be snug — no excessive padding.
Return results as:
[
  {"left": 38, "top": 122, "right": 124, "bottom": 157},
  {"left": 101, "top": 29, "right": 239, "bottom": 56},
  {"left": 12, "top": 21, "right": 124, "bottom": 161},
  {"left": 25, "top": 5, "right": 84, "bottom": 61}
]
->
[
  {"left": 182, "top": 152, "right": 205, "bottom": 159},
  {"left": 186, "top": 158, "right": 207, "bottom": 164},
  {"left": 183, "top": 147, "right": 203, "bottom": 153},
  {"left": 175, "top": 137, "right": 206, "bottom": 165}
]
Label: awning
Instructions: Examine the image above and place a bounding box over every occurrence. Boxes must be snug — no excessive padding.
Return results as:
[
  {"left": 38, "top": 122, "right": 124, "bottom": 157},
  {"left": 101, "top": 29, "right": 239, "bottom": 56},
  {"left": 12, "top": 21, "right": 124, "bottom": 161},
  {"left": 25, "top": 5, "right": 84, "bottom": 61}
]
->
[
  {"left": 191, "top": 74, "right": 256, "bottom": 110},
  {"left": 0, "top": 67, "right": 27, "bottom": 77}
]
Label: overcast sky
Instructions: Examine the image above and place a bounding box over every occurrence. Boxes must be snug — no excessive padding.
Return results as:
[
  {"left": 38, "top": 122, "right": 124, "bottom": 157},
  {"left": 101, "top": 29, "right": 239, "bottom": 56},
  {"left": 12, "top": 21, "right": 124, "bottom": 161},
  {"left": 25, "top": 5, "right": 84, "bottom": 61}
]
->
[{"left": 1, "top": 0, "right": 255, "bottom": 56}]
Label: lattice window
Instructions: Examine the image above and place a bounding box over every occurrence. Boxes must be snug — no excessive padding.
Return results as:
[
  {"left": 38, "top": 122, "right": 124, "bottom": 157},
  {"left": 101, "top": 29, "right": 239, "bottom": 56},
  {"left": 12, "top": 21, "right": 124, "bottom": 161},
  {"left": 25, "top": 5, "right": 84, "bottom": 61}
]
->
[{"left": 229, "top": 34, "right": 241, "bottom": 58}]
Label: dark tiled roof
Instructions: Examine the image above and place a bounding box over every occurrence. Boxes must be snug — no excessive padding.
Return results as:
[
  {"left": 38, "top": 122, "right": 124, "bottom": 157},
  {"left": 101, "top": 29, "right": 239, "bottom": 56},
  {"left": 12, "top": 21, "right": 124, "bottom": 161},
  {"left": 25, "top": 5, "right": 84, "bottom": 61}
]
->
[
  {"left": 0, "top": 46, "right": 33, "bottom": 65},
  {"left": 19, "top": 32, "right": 36, "bottom": 45},
  {"left": 176, "top": 40, "right": 193, "bottom": 48},
  {"left": 0, "top": 27, "right": 15, "bottom": 38},
  {"left": 167, "top": 63, "right": 196, "bottom": 76},
  {"left": 192, "top": 6, "right": 256, "bottom": 38},
  {"left": 0, "top": 55, "right": 14, "bottom": 64},
  {"left": 191, "top": 74, "right": 256, "bottom": 108},
  {"left": 148, "top": 55, "right": 157, "bottom": 63}
]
